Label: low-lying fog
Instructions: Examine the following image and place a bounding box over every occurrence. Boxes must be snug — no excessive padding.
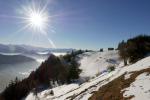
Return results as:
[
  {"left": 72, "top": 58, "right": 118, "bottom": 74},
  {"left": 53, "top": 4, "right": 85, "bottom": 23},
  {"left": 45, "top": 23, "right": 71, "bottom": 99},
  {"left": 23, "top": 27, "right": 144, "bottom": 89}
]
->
[{"left": 0, "top": 52, "right": 67, "bottom": 93}]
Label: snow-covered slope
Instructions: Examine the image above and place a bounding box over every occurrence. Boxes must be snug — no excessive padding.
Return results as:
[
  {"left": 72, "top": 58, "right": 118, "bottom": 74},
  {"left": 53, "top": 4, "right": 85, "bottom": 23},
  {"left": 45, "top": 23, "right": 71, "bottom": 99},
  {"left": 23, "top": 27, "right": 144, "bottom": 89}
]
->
[
  {"left": 78, "top": 51, "right": 120, "bottom": 77},
  {"left": 123, "top": 72, "right": 150, "bottom": 100},
  {"left": 25, "top": 51, "right": 150, "bottom": 100}
]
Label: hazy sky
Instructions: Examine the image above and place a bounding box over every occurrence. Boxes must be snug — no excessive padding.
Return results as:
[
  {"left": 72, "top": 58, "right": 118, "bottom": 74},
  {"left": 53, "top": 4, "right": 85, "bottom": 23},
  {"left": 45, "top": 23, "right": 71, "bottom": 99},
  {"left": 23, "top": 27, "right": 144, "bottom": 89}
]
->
[{"left": 0, "top": 0, "right": 150, "bottom": 50}]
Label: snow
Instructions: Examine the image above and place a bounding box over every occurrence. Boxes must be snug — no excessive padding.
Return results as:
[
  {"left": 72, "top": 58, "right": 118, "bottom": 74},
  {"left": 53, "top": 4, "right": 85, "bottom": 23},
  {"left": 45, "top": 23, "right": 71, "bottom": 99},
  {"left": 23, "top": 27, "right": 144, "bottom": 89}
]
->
[
  {"left": 25, "top": 51, "right": 150, "bottom": 100},
  {"left": 78, "top": 51, "right": 120, "bottom": 77},
  {"left": 40, "top": 84, "right": 79, "bottom": 99},
  {"left": 124, "top": 56, "right": 150, "bottom": 72},
  {"left": 123, "top": 72, "right": 150, "bottom": 100},
  {"left": 25, "top": 93, "right": 38, "bottom": 100},
  {"left": 124, "top": 73, "right": 132, "bottom": 80}
]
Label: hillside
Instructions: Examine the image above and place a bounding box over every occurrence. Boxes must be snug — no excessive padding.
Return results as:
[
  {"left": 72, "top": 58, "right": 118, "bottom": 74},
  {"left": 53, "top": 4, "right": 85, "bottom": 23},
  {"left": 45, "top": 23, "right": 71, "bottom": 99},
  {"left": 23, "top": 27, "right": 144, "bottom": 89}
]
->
[
  {"left": 25, "top": 51, "right": 150, "bottom": 100},
  {"left": 89, "top": 56, "right": 150, "bottom": 100}
]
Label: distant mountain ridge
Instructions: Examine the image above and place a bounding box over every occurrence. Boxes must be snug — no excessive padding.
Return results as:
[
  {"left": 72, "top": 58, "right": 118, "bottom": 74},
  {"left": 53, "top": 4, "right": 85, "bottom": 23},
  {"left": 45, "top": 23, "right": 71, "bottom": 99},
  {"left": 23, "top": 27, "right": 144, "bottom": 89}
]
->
[
  {"left": 0, "top": 54, "right": 36, "bottom": 65},
  {"left": 0, "top": 44, "right": 74, "bottom": 53}
]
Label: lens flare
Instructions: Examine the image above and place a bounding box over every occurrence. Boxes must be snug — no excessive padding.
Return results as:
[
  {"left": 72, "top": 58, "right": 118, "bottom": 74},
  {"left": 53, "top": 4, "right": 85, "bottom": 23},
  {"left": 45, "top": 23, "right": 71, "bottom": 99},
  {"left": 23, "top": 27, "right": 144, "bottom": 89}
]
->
[
  {"left": 19, "top": 0, "right": 56, "bottom": 48},
  {"left": 28, "top": 11, "right": 48, "bottom": 31},
  {"left": 21, "top": 2, "right": 50, "bottom": 34}
]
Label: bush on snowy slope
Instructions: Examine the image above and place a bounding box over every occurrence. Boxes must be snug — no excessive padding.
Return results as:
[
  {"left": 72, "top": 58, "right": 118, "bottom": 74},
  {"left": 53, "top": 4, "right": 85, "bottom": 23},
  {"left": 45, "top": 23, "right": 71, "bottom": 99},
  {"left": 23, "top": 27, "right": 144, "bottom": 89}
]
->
[
  {"left": 118, "top": 35, "right": 150, "bottom": 65},
  {"left": 100, "top": 48, "right": 103, "bottom": 52},
  {"left": 107, "top": 65, "right": 115, "bottom": 72},
  {"left": 0, "top": 50, "right": 83, "bottom": 100}
]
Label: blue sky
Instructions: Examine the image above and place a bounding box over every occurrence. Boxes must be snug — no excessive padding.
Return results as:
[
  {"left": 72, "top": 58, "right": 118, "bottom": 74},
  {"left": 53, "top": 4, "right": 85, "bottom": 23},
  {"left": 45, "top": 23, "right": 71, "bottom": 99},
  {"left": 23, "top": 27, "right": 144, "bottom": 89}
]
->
[{"left": 0, "top": 0, "right": 150, "bottom": 50}]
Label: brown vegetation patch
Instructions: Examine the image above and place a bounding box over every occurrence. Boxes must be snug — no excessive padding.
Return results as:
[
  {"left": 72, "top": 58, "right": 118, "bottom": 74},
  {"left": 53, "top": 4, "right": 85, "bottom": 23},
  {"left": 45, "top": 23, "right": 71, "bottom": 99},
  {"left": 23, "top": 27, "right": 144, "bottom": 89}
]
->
[{"left": 89, "top": 67, "right": 150, "bottom": 100}]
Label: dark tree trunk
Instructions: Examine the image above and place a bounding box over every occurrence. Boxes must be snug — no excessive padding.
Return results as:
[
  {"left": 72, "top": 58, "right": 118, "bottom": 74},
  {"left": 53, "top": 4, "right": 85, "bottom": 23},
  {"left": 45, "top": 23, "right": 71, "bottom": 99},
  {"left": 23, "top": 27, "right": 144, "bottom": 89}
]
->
[{"left": 124, "top": 58, "right": 127, "bottom": 66}]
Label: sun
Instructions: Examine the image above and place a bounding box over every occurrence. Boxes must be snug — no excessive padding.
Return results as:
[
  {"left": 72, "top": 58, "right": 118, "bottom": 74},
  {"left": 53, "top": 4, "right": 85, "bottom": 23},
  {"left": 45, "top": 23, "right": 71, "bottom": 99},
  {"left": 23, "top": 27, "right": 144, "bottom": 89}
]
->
[
  {"left": 26, "top": 9, "right": 49, "bottom": 32},
  {"left": 12, "top": 1, "right": 56, "bottom": 48},
  {"left": 29, "top": 12, "right": 45, "bottom": 28},
  {"left": 19, "top": 2, "right": 50, "bottom": 34}
]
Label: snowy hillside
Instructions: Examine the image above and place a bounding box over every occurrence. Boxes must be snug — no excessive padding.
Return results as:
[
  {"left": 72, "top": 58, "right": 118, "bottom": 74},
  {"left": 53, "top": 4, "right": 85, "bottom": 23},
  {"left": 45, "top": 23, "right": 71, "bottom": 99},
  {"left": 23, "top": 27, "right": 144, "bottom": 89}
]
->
[
  {"left": 123, "top": 72, "right": 150, "bottom": 100},
  {"left": 78, "top": 51, "right": 120, "bottom": 77},
  {"left": 25, "top": 51, "right": 150, "bottom": 100}
]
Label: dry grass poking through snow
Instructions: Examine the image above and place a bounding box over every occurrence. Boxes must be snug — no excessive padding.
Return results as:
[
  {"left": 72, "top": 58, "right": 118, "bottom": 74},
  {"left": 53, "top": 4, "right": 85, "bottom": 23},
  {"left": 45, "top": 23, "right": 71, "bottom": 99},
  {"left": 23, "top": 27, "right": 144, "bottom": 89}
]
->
[{"left": 89, "top": 67, "right": 150, "bottom": 100}]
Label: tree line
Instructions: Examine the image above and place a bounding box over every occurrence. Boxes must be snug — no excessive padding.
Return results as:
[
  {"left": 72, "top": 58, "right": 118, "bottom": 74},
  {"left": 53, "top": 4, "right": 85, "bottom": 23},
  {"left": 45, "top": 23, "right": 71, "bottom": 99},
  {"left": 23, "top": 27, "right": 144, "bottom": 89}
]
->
[{"left": 118, "top": 35, "right": 150, "bottom": 65}]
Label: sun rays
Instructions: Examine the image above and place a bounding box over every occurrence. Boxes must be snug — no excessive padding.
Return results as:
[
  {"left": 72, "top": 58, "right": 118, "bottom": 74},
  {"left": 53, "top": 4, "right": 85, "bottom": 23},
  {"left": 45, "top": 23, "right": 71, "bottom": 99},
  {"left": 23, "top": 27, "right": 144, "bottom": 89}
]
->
[
  {"left": 0, "top": 0, "right": 56, "bottom": 48},
  {"left": 20, "top": 1, "right": 50, "bottom": 34}
]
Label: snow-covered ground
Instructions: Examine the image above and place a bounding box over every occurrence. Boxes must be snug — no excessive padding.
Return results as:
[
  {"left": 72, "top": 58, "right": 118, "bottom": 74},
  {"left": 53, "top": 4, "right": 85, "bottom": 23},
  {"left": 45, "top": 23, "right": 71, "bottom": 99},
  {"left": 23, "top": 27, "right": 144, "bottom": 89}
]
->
[
  {"left": 78, "top": 51, "right": 120, "bottom": 77},
  {"left": 25, "top": 51, "right": 150, "bottom": 100},
  {"left": 123, "top": 72, "right": 150, "bottom": 100}
]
